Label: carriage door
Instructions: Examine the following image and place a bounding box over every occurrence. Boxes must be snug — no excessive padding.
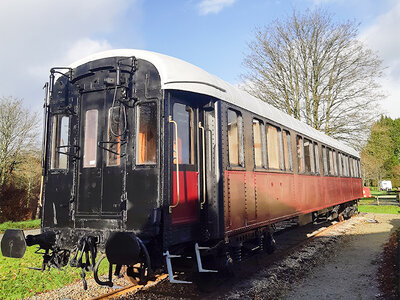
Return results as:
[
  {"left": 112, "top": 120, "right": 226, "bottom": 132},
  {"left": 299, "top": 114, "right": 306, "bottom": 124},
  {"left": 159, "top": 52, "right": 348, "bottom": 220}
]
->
[
  {"left": 169, "top": 100, "right": 201, "bottom": 225},
  {"left": 77, "top": 90, "right": 123, "bottom": 217}
]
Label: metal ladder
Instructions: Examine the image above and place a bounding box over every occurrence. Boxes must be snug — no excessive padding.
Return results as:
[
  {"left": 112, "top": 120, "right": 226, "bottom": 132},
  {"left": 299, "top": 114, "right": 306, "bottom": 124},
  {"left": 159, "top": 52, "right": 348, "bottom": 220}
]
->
[{"left": 164, "top": 243, "right": 217, "bottom": 284}]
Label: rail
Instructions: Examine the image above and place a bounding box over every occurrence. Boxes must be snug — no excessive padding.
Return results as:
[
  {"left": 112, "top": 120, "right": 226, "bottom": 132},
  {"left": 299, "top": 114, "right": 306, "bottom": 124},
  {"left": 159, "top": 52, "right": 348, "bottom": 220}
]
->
[
  {"left": 92, "top": 274, "right": 168, "bottom": 300},
  {"left": 91, "top": 217, "right": 354, "bottom": 299}
]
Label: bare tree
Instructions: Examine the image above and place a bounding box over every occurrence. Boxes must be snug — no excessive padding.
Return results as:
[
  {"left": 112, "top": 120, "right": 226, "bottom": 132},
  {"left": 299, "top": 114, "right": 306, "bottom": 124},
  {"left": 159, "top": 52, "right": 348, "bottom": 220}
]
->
[
  {"left": 0, "top": 96, "right": 40, "bottom": 187},
  {"left": 241, "top": 9, "right": 385, "bottom": 147}
]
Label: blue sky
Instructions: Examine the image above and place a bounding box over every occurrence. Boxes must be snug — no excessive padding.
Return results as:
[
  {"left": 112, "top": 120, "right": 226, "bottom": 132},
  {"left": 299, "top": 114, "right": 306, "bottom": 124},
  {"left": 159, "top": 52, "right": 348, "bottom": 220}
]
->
[{"left": 0, "top": 0, "right": 399, "bottom": 117}]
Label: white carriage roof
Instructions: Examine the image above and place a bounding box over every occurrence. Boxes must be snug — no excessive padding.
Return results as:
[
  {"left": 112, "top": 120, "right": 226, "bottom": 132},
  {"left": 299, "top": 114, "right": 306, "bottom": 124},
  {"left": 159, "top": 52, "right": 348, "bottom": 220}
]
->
[{"left": 69, "top": 49, "right": 359, "bottom": 157}]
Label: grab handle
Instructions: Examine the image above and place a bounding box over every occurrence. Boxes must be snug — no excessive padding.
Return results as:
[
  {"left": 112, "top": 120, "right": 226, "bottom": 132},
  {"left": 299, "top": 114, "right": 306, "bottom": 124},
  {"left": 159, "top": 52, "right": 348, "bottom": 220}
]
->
[
  {"left": 169, "top": 116, "right": 180, "bottom": 213},
  {"left": 199, "top": 122, "right": 206, "bottom": 209}
]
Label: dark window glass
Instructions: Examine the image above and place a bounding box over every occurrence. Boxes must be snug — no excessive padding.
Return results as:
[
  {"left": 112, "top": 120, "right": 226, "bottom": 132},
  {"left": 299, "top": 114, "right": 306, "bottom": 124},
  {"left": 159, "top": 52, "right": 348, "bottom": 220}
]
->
[
  {"left": 173, "top": 103, "right": 194, "bottom": 164},
  {"left": 83, "top": 110, "right": 98, "bottom": 168},
  {"left": 137, "top": 103, "right": 157, "bottom": 164},
  {"left": 50, "top": 115, "right": 69, "bottom": 169}
]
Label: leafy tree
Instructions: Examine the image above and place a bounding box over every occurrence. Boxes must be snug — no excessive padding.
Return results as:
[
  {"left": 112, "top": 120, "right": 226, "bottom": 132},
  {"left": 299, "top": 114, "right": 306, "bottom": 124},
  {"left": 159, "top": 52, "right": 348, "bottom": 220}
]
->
[
  {"left": 0, "top": 97, "right": 41, "bottom": 221},
  {"left": 361, "top": 117, "right": 400, "bottom": 186},
  {"left": 0, "top": 96, "right": 40, "bottom": 187},
  {"left": 241, "top": 9, "right": 385, "bottom": 147}
]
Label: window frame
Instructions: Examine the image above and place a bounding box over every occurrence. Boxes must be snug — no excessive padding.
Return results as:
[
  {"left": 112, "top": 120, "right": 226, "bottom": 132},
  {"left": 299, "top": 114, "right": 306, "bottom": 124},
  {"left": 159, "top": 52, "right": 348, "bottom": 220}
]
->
[
  {"left": 266, "top": 124, "right": 283, "bottom": 170},
  {"left": 303, "top": 138, "right": 314, "bottom": 174},
  {"left": 227, "top": 108, "right": 244, "bottom": 168},
  {"left": 252, "top": 118, "right": 266, "bottom": 169},
  {"left": 314, "top": 142, "right": 320, "bottom": 174},
  {"left": 83, "top": 109, "right": 99, "bottom": 169},
  {"left": 136, "top": 101, "right": 158, "bottom": 166},
  {"left": 106, "top": 106, "right": 124, "bottom": 167},
  {"left": 50, "top": 114, "right": 70, "bottom": 171},
  {"left": 282, "top": 130, "right": 293, "bottom": 172},
  {"left": 296, "top": 135, "right": 305, "bottom": 173}
]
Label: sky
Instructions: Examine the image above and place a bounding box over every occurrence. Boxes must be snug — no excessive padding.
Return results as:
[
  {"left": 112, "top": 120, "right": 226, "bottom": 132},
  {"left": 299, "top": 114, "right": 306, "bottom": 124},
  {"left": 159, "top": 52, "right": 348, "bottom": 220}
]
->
[{"left": 0, "top": 0, "right": 399, "bottom": 118}]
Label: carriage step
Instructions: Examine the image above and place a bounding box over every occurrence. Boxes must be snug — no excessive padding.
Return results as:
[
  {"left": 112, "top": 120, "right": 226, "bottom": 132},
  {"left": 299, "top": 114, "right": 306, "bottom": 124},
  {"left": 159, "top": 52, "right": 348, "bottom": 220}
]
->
[
  {"left": 195, "top": 243, "right": 217, "bottom": 273},
  {"left": 163, "top": 250, "right": 192, "bottom": 284}
]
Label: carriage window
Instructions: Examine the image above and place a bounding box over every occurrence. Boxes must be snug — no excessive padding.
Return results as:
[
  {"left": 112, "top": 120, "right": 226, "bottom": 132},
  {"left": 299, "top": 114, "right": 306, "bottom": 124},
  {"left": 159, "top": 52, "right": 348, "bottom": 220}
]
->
[
  {"left": 326, "top": 149, "right": 333, "bottom": 175},
  {"left": 83, "top": 110, "right": 98, "bottom": 168},
  {"left": 173, "top": 103, "right": 194, "bottom": 164},
  {"left": 314, "top": 143, "right": 320, "bottom": 174},
  {"left": 344, "top": 155, "right": 349, "bottom": 176},
  {"left": 322, "top": 146, "right": 328, "bottom": 175},
  {"left": 50, "top": 115, "right": 69, "bottom": 169},
  {"left": 253, "top": 119, "right": 265, "bottom": 168},
  {"left": 107, "top": 107, "right": 125, "bottom": 166},
  {"left": 296, "top": 136, "right": 304, "bottom": 173},
  {"left": 355, "top": 159, "right": 358, "bottom": 177},
  {"left": 137, "top": 103, "right": 157, "bottom": 164},
  {"left": 333, "top": 151, "right": 338, "bottom": 176},
  {"left": 354, "top": 159, "right": 358, "bottom": 177},
  {"left": 342, "top": 154, "right": 346, "bottom": 176},
  {"left": 338, "top": 153, "right": 343, "bottom": 176},
  {"left": 303, "top": 139, "right": 314, "bottom": 173},
  {"left": 349, "top": 157, "right": 354, "bottom": 177},
  {"left": 267, "top": 125, "right": 281, "bottom": 169},
  {"left": 282, "top": 130, "right": 292, "bottom": 171},
  {"left": 228, "top": 109, "right": 243, "bottom": 166}
]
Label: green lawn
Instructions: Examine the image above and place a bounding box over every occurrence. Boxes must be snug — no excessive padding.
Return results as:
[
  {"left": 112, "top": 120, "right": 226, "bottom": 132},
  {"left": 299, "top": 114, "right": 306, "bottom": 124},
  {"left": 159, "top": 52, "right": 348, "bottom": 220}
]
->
[
  {"left": 358, "top": 198, "right": 376, "bottom": 205},
  {"left": 0, "top": 246, "right": 82, "bottom": 299},
  {"left": 0, "top": 219, "right": 112, "bottom": 299},
  {"left": 0, "top": 245, "right": 110, "bottom": 299},
  {"left": 0, "top": 219, "right": 41, "bottom": 233},
  {"left": 370, "top": 190, "right": 388, "bottom": 196},
  {"left": 358, "top": 205, "right": 400, "bottom": 214}
]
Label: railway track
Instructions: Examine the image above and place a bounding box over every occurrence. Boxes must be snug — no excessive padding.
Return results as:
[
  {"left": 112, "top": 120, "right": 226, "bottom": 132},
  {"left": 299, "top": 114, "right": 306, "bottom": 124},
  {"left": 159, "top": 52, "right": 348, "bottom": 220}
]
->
[
  {"left": 92, "top": 217, "right": 353, "bottom": 300},
  {"left": 92, "top": 274, "right": 169, "bottom": 300}
]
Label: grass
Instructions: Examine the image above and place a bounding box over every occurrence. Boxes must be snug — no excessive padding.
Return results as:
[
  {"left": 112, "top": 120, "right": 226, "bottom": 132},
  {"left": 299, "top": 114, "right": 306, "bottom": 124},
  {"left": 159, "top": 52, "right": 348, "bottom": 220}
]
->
[
  {"left": 358, "top": 205, "right": 400, "bottom": 214},
  {"left": 0, "top": 219, "right": 41, "bottom": 233},
  {"left": 358, "top": 198, "right": 377, "bottom": 205},
  {"left": 0, "top": 244, "right": 110, "bottom": 299},
  {"left": 370, "top": 190, "right": 388, "bottom": 196}
]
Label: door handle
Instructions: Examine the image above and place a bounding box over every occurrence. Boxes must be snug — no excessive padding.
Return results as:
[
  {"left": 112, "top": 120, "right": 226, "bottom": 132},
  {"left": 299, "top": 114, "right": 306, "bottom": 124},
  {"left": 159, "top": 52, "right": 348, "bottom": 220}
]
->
[
  {"left": 169, "top": 116, "right": 180, "bottom": 213},
  {"left": 199, "top": 121, "right": 206, "bottom": 209}
]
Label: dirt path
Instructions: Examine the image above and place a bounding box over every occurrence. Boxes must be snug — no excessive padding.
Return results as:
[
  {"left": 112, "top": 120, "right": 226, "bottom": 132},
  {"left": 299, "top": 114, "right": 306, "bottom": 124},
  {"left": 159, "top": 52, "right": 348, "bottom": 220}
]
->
[{"left": 283, "top": 213, "right": 400, "bottom": 300}]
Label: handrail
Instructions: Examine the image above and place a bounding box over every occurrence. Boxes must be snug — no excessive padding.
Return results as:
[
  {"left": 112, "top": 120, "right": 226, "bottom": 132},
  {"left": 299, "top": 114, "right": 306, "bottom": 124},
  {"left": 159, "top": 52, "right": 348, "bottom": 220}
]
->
[
  {"left": 169, "top": 115, "right": 180, "bottom": 213},
  {"left": 199, "top": 122, "right": 206, "bottom": 209}
]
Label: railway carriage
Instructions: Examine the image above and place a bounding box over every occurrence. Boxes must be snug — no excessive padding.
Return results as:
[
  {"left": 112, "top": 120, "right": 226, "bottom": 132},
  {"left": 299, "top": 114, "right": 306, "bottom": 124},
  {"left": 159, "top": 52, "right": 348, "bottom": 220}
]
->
[{"left": 1, "top": 49, "right": 362, "bottom": 286}]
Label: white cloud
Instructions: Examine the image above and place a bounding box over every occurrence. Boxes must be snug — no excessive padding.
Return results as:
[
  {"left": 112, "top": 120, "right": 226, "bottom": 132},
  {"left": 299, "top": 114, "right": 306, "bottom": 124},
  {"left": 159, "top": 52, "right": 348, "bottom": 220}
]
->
[
  {"left": 0, "top": 0, "right": 142, "bottom": 109},
  {"left": 65, "top": 39, "right": 113, "bottom": 64},
  {"left": 359, "top": 2, "right": 400, "bottom": 118},
  {"left": 197, "top": 0, "right": 236, "bottom": 15}
]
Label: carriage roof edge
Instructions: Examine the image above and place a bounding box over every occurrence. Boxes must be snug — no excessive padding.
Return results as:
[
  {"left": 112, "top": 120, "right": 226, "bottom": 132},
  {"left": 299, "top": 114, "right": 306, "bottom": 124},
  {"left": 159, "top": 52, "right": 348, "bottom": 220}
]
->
[{"left": 64, "top": 49, "right": 359, "bottom": 158}]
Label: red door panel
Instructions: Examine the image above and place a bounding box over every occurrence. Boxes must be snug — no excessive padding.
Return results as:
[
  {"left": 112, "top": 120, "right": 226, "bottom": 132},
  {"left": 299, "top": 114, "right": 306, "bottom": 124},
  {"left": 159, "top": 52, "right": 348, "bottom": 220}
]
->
[{"left": 171, "top": 171, "right": 199, "bottom": 225}]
